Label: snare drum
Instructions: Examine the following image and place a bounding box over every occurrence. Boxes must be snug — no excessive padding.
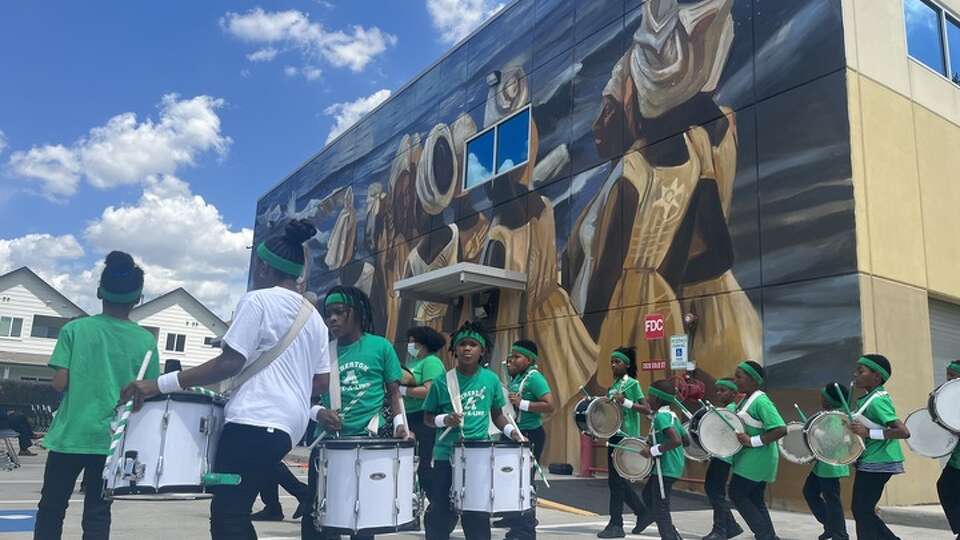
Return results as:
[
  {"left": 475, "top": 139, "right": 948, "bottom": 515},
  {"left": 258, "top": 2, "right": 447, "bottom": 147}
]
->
[
  {"left": 574, "top": 398, "right": 623, "bottom": 439},
  {"left": 803, "top": 411, "right": 864, "bottom": 466},
  {"left": 905, "top": 408, "right": 959, "bottom": 458},
  {"left": 778, "top": 422, "right": 814, "bottom": 465},
  {"left": 103, "top": 391, "right": 224, "bottom": 500},
  {"left": 452, "top": 441, "right": 534, "bottom": 516},
  {"left": 682, "top": 421, "right": 710, "bottom": 462},
  {"left": 611, "top": 437, "right": 652, "bottom": 482},
  {"left": 689, "top": 407, "right": 744, "bottom": 459},
  {"left": 313, "top": 438, "right": 417, "bottom": 534},
  {"left": 928, "top": 379, "right": 960, "bottom": 433}
]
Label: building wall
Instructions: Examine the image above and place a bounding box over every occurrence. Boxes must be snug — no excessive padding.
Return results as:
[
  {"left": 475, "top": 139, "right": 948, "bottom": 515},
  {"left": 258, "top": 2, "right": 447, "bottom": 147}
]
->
[
  {"left": 0, "top": 283, "right": 80, "bottom": 360},
  {"left": 133, "top": 303, "right": 221, "bottom": 368},
  {"left": 843, "top": 0, "right": 960, "bottom": 505}
]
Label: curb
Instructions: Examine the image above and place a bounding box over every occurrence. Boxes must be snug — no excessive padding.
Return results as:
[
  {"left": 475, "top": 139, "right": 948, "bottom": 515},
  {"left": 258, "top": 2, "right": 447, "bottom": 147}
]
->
[{"left": 879, "top": 506, "right": 950, "bottom": 531}]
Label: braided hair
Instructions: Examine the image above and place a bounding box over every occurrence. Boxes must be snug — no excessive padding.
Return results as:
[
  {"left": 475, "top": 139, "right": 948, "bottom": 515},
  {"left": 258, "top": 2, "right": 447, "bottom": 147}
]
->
[
  {"left": 323, "top": 285, "right": 376, "bottom": 334},
  {"left": 99, "top": 251, "right": 144, "bottom": 306},
  {"left": 614, "top": 346, "right": 638, "bottom": 379},
  {"left": 450, "top": 320, "right": 492, "bottom": 360},
  {"left": 267, "top": 219, "right": 316, "bottom": 267}
]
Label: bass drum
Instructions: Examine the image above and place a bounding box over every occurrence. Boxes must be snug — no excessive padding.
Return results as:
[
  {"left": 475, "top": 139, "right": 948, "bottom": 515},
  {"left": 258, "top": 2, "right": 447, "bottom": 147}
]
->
[
  {"left": 682, "top": 421, "right": 709, "bottom": 462},
  {"left": 778, "top": 422, "right": 814, "bottom": 465},
  {"left": 928, "top": 379, "right": 960, "bottom": 433},
  {"left": 804, "top": 411, "right": 864, "bottom": 466},
  {"left": 905, "top": 408, "right": 959, "bottom": 458},
  {"left": 611, "top": 438, "right": 652, "bottom": 482},
  {"left": 573, "top": 398, "right": 623, "bottom": 439}
]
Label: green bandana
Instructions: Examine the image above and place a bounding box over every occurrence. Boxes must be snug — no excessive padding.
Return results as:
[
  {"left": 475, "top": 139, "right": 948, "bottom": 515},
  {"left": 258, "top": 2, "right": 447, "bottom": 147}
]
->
[
  {"left": 649, "top": 386, "right": 676, "bottom": 405},
  {"left": 256, "top": 242, "right": 304, "bottom": 277},
  {"left": 738, "top": 362, "right": 764, "bottom": 385},
  {"left": 324, "top": 292, "right": 351, "bottom": 307},
  {"left": 715, "top": 379, "right": 738, "bottom": 392},
  {"left": 820, "top": 387, "right": 842, "bottom": 408},
  {"left": 948, "top": 361, "right": 960, "bottom": 375},
  {"left": 511, "top": 345, "right": 537, "bottom": 362},
  {"left": 98, "top": 286, "right": 142, "bottom": 304},
  {"left": 858, "top": 356, "right": 890, "bottom": 382},
  {"left": 611, "top": 351, "right": 631, "bottom": 366},
  {"left": 454, "top": 330, "right": 486, "bottom": 349}
]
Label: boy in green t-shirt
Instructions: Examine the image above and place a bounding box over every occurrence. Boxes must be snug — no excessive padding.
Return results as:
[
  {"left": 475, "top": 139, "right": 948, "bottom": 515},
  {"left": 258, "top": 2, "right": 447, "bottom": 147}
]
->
[
  {"left": 803, "top": 383, "right": 852, "bottom": 540},
  {"left": 937, "top": 360, "right": 960, "bottom": 538},
  {"left": 702, "top": 377, "right": 743, "bottom": 540},
  {"left": 423, "top": 321, "right": 521, "bottom": 540}
]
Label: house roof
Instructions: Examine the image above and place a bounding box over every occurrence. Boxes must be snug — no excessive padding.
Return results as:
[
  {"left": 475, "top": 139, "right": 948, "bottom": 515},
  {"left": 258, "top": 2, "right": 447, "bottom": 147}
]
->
[
  {"left": 0, "top": 267, "right": 87, "bottom": 317},
  {"left": 130, "top": 287, "right": 228, "bottom": 334}
]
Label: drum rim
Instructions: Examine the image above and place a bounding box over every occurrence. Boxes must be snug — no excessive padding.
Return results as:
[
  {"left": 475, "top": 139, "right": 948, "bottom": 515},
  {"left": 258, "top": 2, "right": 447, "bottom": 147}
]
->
[
  {"left": 929, "top": 379, "right": 960, "bottom": 431},
  {"left": 695, "top": 409, "right": 743, "bottom": 458},
  {"left": 611, "top": 437, "right": 652, "bottom": 480},
  {"left": 681, "top": 421, "right": 710, "bottom": 461},
  {"left": 803, "top": 410, "right": 864, "bottom": 466},
  {"left": 318, "top": 519, "right": 419, "bottom": 536},
  {"left": 457, "top": 440, "right": 531, "bottom": 448},
  {"left": 144, "top": 392, "right": 226, "bottom": 405},
  {"left": 319, "top": 437, "right": 417, "bottom": 449},
  {"left": 778, "top": 422, "right": 815, "bottom": 464},
  {"left": 905, "top": 408, "right": 960, "bottom": 458},
  {"left": 585, "top": 398, "right": 623, "bottom": 438},
  {"left": 105, "top": 484, "right": 208, "bottom": 498}
]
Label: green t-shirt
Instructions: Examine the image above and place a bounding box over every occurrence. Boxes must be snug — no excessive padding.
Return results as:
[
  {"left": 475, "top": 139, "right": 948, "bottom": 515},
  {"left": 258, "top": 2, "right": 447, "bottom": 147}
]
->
[
  {"left": 403, "top": 354, "right": 445, "bottom": 414},
  {"left": 813, "top": 460, "right": 850, "bottom": 478},
  {"left": 949, "top": 441, "right": 960, "bottom": 470},
  {"left": 732, "top": 391, "right": 786, "bottom": 483},
  {"left": 508, "top": 367, "right": 551, "bottom": 430},
  {"left": 608, "top": 376, "right": 644, "bottom": 437},
  {"left": 718, "top": 402, "right": 737, "bottom": 465},
  {"left": 651, "top": 407, "right": 685, "bottom": 479},
  {"left": 423, "top": 367, "right": 505, "bottom": 461},
  {"left": 855, "top": 386, "right": 904, "bottom": 464},
  {"left": 333, "top": 334, "right": 402, "bottom": 436},
  {"left": 43, "top": 315, "right": 160, "bottom": 455}
]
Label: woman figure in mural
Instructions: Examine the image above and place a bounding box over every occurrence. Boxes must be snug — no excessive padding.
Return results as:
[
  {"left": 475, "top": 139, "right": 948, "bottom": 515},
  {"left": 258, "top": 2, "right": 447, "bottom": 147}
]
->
[{"left": 572, "top": 0, "right": 761, "bottom": 381}]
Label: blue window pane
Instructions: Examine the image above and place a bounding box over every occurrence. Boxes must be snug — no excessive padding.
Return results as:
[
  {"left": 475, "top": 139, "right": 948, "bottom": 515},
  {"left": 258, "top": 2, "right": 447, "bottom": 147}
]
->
[
  {"left": 465, "top": 130, "right": 495, "bottom": 189},
  {"left": 496, "top": 109, "right": 530, "bottom": 173},
  {"left": 948, "top": 16, "right": 960, "bottom": 84},
  {"left": 905, "top": 0, "right": 946, "bottom": 75}
]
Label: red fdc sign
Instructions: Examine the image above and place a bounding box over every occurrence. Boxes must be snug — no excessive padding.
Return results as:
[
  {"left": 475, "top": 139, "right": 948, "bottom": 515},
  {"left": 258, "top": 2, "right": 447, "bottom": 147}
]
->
[
  {"left": 644, "top": 313, "right": 665, "bottom": 340},
  {"left": 641, "top": 360, "right": 667, "bottom": 371}
]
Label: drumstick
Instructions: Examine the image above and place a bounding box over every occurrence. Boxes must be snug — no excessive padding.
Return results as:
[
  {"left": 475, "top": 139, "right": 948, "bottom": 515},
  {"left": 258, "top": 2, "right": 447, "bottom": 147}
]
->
[
  {"left": 579, "top": 385, "right": 592, "bottom": 399},
  {"left": 605, "top": 442, "right": 648, "bottom": 454},
  {"left": 308, "top": 387, "right": 369, "bottom": 451},
  {"left": 440, "top": 369, "right": 464, "bottom": 440},
  {"left": 103, "top": 351, "right": 154, "bottom": 481},
  {"left": 793, "top": 403, "right": 808, "bottom": 423},
  {"left": 674, "top": 399, "right": 694, "bottom": 420},
  {"left": 833, "top": 383, "right": 853, "bottom": 421},
  {"left": 503, "top": 410, "right": 551, "bottom": 488},
  {"left": 698, "top": 399, "right": 738, "bottom": 433},
  {"left": 649, "top": 420, "right": 666, "bottom": 500}
]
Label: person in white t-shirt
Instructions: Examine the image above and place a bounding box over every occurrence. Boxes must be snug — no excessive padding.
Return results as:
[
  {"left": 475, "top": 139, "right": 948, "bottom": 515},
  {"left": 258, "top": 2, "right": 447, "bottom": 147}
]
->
[{"left": 121, "top": 219, "right": 330, "bottom": 540}]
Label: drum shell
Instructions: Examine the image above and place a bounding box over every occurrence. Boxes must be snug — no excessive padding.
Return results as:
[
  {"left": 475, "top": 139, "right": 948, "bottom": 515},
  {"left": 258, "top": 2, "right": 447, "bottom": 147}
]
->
[
  {"left": 574, "top": 399, "right": 590, "bottom": 435},
  {"left": 905, "top": 408, "right": 959, "bottom": 459},
  {"left": 928, "top": 379, "right": 960, "bottom": 433},
  {"left": 682, "top": 420, "right": 709, "bottom": 462},
  {"left": 573, "top": 398, "right": 623, "bottom": 439},
  {"left": 778, "top": 422, "right": 814, "bottom": 465},
  {"left": 452, "top": 441, "right": 533, "bottom": 516},
  {"left": 611, "top": 437, "right": 652, "bottom": 481},
  {"left": 315, "top": 438, "right": 416, "bottom": 534},
  {"left": 803, "top": 411, "right": 864, "bottom": 466}
]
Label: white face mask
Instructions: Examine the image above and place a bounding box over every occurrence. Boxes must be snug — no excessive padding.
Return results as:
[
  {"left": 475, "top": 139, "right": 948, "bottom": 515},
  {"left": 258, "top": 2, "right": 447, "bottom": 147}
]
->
[{"left": 407, "top": 343, "right": 419, "bottom": 358}]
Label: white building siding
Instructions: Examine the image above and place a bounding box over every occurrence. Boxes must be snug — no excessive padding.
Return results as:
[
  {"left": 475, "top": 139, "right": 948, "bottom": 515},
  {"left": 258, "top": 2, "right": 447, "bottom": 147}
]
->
[
  {"left": 134, "top": 304, "right": 222, "bottom": 368},
  {"left": 0, "top": 283, "right": 80, "bottom": 358}
]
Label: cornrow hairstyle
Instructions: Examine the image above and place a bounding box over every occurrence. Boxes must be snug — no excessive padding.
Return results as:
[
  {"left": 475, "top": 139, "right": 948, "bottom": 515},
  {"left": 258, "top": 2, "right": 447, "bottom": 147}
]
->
[
  {"left": 741, "top": 360, "right": 765, "bottom": 386},
  {"left": 324, "top": 285, "right": 376, "bottom": 334},
  {"left": 513, "top": 339, "right": 539, "bottom": 358},
  {"left": 651, "top": 378, "right": 677, "bottom": 395},
  {"left": 614, "top": 346, "right": 638, "bottom": 379},
  {"left": 450, "top": 320, "right": 492, "bottom": 358},
  {"left": 823, "top": 382, "right": 850, "bottom": 405},
  {"left": 99, "top": 251, "right": 144, "bottom": 305},
  {"left": 406, "top": 326, "right": 447, "bottom": 354},
  {"left": 861, "top": 353, "right": 892, "bottom": 378},
  {"left": 263, "top": 219, "right": 317, "bottom": 272}
]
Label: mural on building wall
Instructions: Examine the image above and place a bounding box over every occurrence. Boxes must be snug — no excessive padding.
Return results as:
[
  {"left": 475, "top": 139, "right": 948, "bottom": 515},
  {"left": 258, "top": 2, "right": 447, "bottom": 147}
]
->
[{"left": 253, "top": 0, "right": 854, "bottom": 464}]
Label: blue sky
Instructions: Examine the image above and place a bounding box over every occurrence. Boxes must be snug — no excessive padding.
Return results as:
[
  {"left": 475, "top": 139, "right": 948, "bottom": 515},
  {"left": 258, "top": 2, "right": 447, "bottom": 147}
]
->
[{"left": 0, "top": 0, "right": 503, "bottom": 317}]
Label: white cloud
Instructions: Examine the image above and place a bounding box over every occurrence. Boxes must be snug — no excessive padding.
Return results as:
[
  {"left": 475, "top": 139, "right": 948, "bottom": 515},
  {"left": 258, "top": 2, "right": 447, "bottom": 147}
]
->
[
  {"left": 0, "top": 130, "right": 7, "bottom": 154},
  {"left": 302, "top": 66, "right": 322, "bottom": 80},
  {"left": 323, "top": 89, "right": 391, "bottom": 144},
  {"left": 6, "top": 94, "right": 230, "bottom": 200},
  {"left": 284, "top": 65, "right": 299, "bottom": 77},
  {"left": 246, "top": 47, "right": 278, "bottom": 62},
  {"left": 426, "top": 0, "right": 504, "bottom": 44},
  {"left": 221, "top": 8, "right": 396, "bottom": 72},
  {"left": 0, "top": 234, "right": 85, "bottom": 275}
]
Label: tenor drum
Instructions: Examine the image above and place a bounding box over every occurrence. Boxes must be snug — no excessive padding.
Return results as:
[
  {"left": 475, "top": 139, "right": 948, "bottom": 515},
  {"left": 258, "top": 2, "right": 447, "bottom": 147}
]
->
[
  {"left": 574, "top": 398, "right": 623, "bottom": 439},
  {"left": 103, "top": 391, "right": 224, "bottom": 500},
  {"left": 682, "top": 421, "right": 710, "bottom": 462},
  {"left": 452, "top": 441, "right": 534, "bottom": 516},
  {"left": 905, "top": 408, "right": 959, "bottom": 458},
  {"left": 611, "top": 438, "right": 652, "bottom": 482},
  {"left": 313, "top": 438, "right": 417, "bottom": 534},
  {"left": 928, "top": 379, "right": 960, "bottom": 433},
  {"left": 778, "top": 422, "right": 814, "bottom": 465},
  {"left": 803, "top": 411, "right": 864, "bottom": 466},
  {"left": 690, "top": 407, "right": 744, "bottom": 459}
]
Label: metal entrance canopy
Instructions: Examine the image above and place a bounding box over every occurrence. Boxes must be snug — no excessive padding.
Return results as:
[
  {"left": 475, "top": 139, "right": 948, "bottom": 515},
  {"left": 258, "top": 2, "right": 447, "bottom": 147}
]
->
[{"left": 393, "top": 262, "right": 526, "bottom": 303}]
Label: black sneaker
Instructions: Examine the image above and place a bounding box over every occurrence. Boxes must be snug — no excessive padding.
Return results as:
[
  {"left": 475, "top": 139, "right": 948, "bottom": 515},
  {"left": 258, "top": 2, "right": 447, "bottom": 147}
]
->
[
  {"left": 702, "top": 530, "right": 725, "bottom": 540},
  {"left": 493, "top": 517, "right": 513, "bottom": 528},
  {"left": 631, "top": 522, "right": 650, "bottom": 535},
  {"left": 725, "top": 523, "right": 744, "bottom": 539},
  {"left": 292, "top": 501, "right": 306, "bottom": 520},
  {"left": 597, "top": 525, "right": 625, "bottom": 538},
  {"left": 818, "top": 533, "right": 832, "bottom": 540},
  {"left": 250, "top": 509, "right": 284, "bottom": 521}
]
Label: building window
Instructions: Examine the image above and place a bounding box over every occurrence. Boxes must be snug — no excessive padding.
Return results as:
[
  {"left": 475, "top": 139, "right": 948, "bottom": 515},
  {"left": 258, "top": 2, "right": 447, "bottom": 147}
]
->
[
  {"left": 165, "top": 333, "right": 186, "bottom": 352},
  {"left": 30, "top": 315, "right": 71, "bottom": 339},
  {"left": 904, "top": 0, "right": 960, "bottom": 85},
  {"left": 948, "top": 15, "right": 960, "bottom": 83},
  {"left": 463, "top": 107, "right": 531, "bottom": 190},
  {"left": 0, "top": 316, "right": 23, "bottom": 338},
  {"left": 203, "top": 336, "right": 221, "bottom": 348}
]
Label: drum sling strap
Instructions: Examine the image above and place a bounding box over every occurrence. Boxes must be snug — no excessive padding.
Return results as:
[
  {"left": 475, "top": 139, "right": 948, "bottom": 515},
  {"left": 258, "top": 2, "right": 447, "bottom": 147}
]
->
[
  {"left": 736, "top": 391, "right": 765, "bottom": 430},
  {"left": 515, "top": 368, "right": 538, "bottom": 424},
  {"left": 852, "top": 389, "right": 888, "bottom": 429}
]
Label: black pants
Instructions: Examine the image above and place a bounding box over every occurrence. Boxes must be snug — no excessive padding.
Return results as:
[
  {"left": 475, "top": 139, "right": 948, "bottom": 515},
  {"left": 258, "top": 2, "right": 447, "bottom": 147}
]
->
[
  {"left": 424, "top": 460, "right": 490, "bottom": 540},
  {"left": 606, "top": 438, "right": 645, "bottom": 526},
  {"left": 704, "top": 458, "right": 738, "bottom": 535},
  {"left": 34, "top": 451, "right": 111, "bottom": 540},
  {"left": 209, "top": 423, "right": 292, "bottom": 540},
  {"left": 803, "top": 472, "right": 848, "bottom": 539},
  {"left": 259, "top": 461, "right": 308, "bottom": 514},
  {"left": 3, "top": 412, "right": 34, "bottom": 451},
  {"left": 633, "top": 476, "right": 680, "bottom": 540},
  {"left": 852, "top": 470, "right": 901, "bottom": 540},
  {"left": 939, "top": 465, "right": 960, "bottom": 534},
  {"left": 408, "top": 411, "right": 436, "bottom": 491},
  {"left": 502, "top": 426, "right": 546, "bottom": 540},
  {"left": 728, "top": 474, "right": 777, "bottom": 540},
  {"left": 301, "top": 446, "right": 374, "bottom": 540}
]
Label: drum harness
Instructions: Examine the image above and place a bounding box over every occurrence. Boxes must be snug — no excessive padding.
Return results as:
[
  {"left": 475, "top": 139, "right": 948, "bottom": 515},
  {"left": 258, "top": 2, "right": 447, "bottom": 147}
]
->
[{"left": 850, "top": 388, "right": 888, "bottom": 430}]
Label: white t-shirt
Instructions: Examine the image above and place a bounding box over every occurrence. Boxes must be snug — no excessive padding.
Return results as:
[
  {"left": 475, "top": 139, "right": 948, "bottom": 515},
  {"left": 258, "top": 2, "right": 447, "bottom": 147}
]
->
[{"left": 222, "top": 286, "right": 329, "bottom": 444}]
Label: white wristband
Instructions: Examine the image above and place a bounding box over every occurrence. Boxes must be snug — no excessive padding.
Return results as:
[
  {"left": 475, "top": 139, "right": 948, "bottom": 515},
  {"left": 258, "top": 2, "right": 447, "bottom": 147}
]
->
[
  {"left": 649, "top": 444, "right": 662, "bottom": 457},
  {"left": 503, "top": 424, "right": 517, "bottom": 439},
  {"left": 393, "top": 413, "right": 405, "bottom": 428},
  {"left": 156, "top": 372, "right": 183, "bottom": 394},
  {"left": 399, "top": 386, "right": 408, "bottom": 396},
  {"left": 519, "top": 400, "right": 531, "bottom": 412},
  {"left": 869, "top": 429, "right": 885, "bottom": 440},
  {"left": 310, "top": 405, "right": 324, "bottom": 420},
  {"left": 750, "top": 435, "right": 764, "bottom": 448},
  {"left": 622, "top": 399, "right": 635, "bottom": 410},
  {"left": 434, "top": 414, "right": 448, "bottom": 428}
]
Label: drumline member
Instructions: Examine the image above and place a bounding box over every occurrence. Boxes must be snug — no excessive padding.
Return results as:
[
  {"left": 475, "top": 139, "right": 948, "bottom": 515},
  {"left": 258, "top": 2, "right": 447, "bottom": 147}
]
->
[
  {"left": 702, "top": 377, "right": 743, "bottom": 540},
  {"left": 35, "top": 251, "right": 161, "bottom": 540},
  {"left": 121, "top": 220, "right": 330, "bottom": 539},
  {"left": 939, "top": 360, "right": 960, "bottom": 539},
  {"left": 422, "top": 321, "right": 522, "bottom": 540},
  {"left": 307, "top": 285, "right": 408, "bottom": 540},
  {"left": 598, "top": 347, "right": 651, "bottom": 539},
  {"left": 848, "top": 354, "right": 910, "bottom": 540},
  {"left": 802, "top": 383, "right": 852, "bottom": 540},
  {"left": 632, "top": 379, "right": 686, "bottom": 540},
  {"left": 498, "top": 339, "right": 556, "bottom": 539},
  {"left": 401, "top": 326, "right": 448, "bottom": 493},
  {"left": 729, "top": 361, "right": 787, "bottom": 540}
]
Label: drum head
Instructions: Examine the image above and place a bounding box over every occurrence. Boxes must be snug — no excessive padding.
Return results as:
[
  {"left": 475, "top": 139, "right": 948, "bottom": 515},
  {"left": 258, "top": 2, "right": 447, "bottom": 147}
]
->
[
  {"left": 930, "top": 379, "right": 960, "bottom": 432},
  {"left": 778, "top": 422, "right": 814, "bottom": 465},
  {"left": 805, "top": 411, "right": 864, "bottom": 466},
  {"left": 586, "top": 399, "right": 623, "bottom": 439},
  {"left": 611, "top": 438, "right": 652, "bottom": 481},
  {"left": 697, "top": 409, "right": 743, "bottom": 458},
  {"left": 906, "top": 408, "right": 959, "bottom": 458},
  {"left": 682, "top": 421, "right": 709, "bottom": 462}
]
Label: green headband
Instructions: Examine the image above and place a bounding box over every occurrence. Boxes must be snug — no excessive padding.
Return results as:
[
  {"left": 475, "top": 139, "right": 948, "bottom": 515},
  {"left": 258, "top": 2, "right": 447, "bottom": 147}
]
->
[
  {"left": 454, "top": 330, "right": 486, "bottom": 349},
  {"left": 820, "top": 387, "right": 842, "bottom": 408},
  {"left": 256, "top": 242, "right": 304, "bottom": 277},
  {"left": 324, "top": 292, "right": 351, "bottom": 307},
  {"left": 98, "top": 286, "right": 142, "bottom": 304},
  {"left": 858, "top": 356, "right": 890, "bottom": 382},
  {"left": 738, "top": 362, "right": 764, "bottom": 385},
  {"left": 948, "top": 361, "right": 960, "bottom": 375},
  {"left": 611, "top": 351, "right": 631, "bottom": 366},
  {"left": 511, "top": 345, "right": 537, "bottom": 362},
  {"left": 649, "top": 386, "right": 676, "bottom": 405},
  {"left": 715, "top": 379, "right": 738, "bottom": 392}
]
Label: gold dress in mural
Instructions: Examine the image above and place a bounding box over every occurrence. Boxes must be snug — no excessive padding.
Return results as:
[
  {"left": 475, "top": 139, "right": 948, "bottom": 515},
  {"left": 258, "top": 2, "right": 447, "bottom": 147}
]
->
[{"left": 402, "top": 224, "right": 459, "bottom": 332}]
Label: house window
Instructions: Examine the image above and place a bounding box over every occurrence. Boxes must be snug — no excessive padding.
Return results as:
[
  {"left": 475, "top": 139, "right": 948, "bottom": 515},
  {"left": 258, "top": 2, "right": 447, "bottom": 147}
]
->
[
  {"left": 165, "top": 333, "right": 186, "bottom": 352},
  {"left": 0, "top": 316, "right": 23, "bottom": 338},
  {"left": 904, "top": 0, "right": 960, "bottom": 85},
  {"left": 463, "top": 107, "right": 531, "bottom": 190},
  {"left": 203, "top": 336, "right": 221, "bottom": 348},
  {"left": 948, "top": 16, "right": 960, "bottom": 83},
  {"left": 30, "top": 315, "right": 71, "bottom": 339}
]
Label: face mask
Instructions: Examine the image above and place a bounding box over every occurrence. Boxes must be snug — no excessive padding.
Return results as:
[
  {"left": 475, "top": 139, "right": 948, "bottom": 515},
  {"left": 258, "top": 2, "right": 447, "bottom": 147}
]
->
[{"left": 407, "top": 343, "right": 419, "bottom": 358}]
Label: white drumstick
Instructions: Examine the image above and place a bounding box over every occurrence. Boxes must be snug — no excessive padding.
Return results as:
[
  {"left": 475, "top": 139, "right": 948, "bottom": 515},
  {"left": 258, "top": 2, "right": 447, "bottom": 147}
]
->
[
  {"left": 650, "top": 419, "right": 666, "bottom": 499},
  {"left": 440, "top": 369, "right": 463, "bottom": 440}
]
